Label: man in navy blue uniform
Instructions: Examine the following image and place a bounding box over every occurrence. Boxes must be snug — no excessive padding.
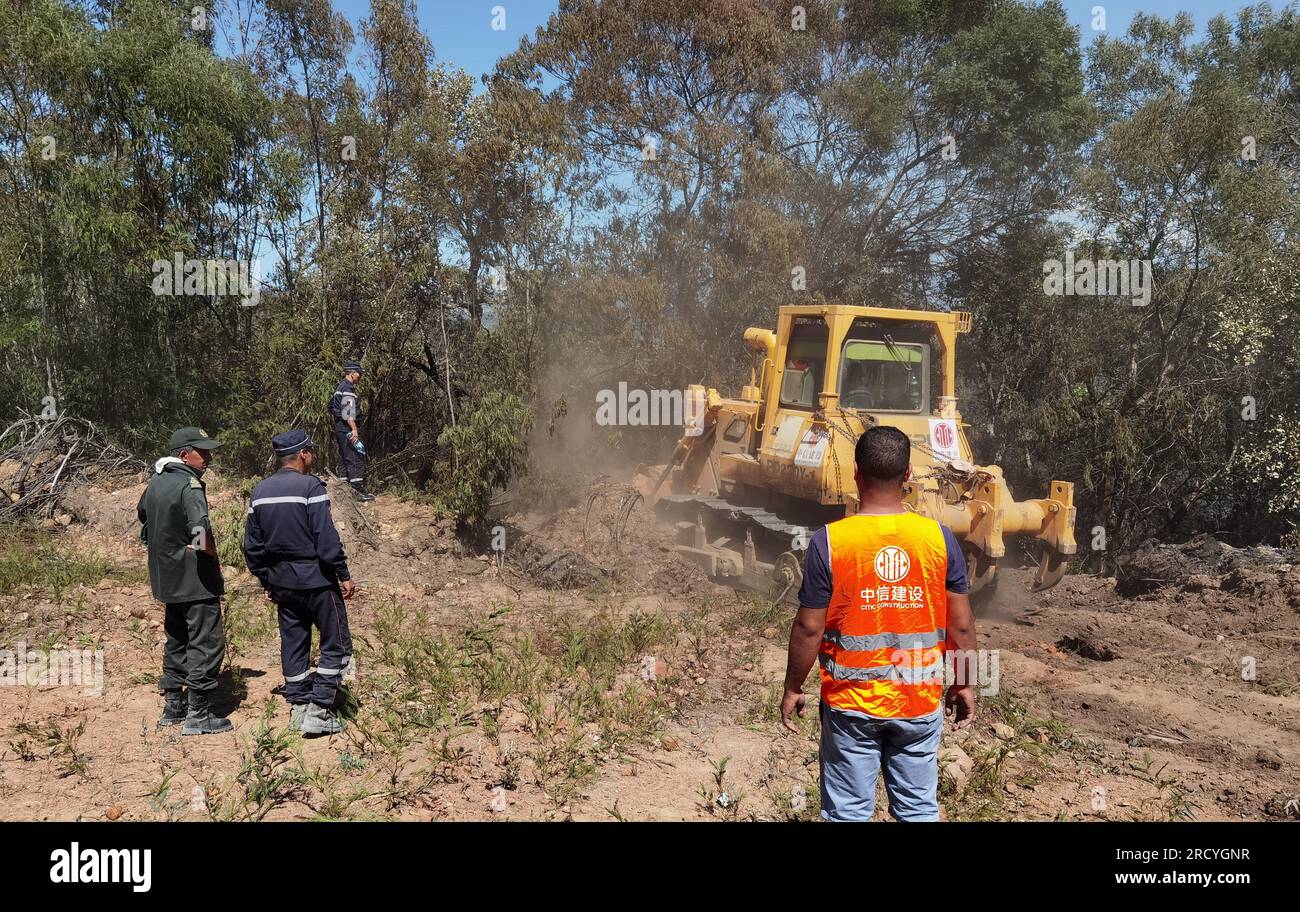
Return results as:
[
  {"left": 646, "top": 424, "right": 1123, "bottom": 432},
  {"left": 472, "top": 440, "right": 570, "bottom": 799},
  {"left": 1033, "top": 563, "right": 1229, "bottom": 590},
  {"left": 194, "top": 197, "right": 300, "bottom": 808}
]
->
[
  {"left": 242, "top": 430, "right": 355, "bottom": 736},
  {"left": 329, "top": 361, "right": 373, "bottom": 502}
]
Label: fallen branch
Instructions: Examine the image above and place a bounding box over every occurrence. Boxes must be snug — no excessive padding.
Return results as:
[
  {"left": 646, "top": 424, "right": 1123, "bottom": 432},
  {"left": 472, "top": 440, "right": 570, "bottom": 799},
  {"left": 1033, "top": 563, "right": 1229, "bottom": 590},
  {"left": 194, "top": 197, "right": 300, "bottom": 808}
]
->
[{"left": 0, "top": 412, "right": 145, "bottom": 522}]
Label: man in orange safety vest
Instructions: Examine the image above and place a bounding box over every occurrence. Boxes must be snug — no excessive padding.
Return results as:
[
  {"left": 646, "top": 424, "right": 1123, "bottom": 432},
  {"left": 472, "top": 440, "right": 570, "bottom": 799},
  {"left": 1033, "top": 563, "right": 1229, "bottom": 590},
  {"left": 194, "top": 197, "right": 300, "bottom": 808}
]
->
[{"left": 781, "top": 425, "right": 977, "bottom": 821}]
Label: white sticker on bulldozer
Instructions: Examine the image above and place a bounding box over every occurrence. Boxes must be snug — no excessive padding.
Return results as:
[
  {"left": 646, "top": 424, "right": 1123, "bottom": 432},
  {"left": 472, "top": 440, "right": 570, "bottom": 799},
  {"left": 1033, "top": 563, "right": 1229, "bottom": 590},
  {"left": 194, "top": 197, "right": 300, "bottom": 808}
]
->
[
  {"left": 929, "top": 418, "right": 960, "bottom": 461},
  {"left": 771, "top": 415, "right": 805, "bottom": 457},
  {"left": 684, "top": 388, "right": 706, "bottom": 437},
  {"left": 794, "top": 429, "right": 829, "bottom": 468}
]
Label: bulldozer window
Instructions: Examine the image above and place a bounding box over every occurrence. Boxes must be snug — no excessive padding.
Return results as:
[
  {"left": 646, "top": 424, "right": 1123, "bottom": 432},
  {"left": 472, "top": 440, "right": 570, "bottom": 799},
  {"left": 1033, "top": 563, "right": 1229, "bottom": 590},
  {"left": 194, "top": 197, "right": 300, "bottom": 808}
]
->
[
  {"left": 780, "top": 320, "right": 828, "bottom": 409},
  {"left": 837, "top": 339, "right": 927, "bottom": 412}
]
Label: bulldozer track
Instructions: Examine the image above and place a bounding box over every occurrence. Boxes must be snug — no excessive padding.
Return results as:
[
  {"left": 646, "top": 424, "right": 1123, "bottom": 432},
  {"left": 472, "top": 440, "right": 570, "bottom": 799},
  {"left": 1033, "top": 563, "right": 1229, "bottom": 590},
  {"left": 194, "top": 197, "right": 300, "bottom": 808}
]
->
[{"left": 656, "top": 493, "right": 812, "bottom": 553}]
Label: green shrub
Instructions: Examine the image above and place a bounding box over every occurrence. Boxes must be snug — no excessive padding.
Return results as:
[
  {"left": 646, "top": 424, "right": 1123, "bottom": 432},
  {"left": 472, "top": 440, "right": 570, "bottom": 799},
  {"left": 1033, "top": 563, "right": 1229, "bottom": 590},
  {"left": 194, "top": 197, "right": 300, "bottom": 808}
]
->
[{"left": 436, "top": 389, "right": 532, "bottom": 523}]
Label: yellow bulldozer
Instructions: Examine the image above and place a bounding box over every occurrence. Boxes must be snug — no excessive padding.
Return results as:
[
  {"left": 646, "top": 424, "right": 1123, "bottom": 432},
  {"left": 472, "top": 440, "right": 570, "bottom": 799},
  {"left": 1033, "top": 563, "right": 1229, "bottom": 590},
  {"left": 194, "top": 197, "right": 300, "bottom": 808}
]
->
[{"left": 632, "top": 303, "right": 1077, "bottom": 603}]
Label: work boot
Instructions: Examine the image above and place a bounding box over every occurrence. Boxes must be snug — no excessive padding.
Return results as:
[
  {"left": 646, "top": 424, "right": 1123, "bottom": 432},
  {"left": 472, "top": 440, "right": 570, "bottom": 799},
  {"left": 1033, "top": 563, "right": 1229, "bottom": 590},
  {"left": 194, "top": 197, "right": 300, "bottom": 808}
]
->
[
  {"left": 157, "top": 688, "right": 186, "bottom": 728},
  {"left": 300, "top": 702, "right": 345, "bottom": 737},
  {"left": 351, "top": 482, "right": 375, "bottom": 503},
  {"left": 289, "top": 703, "right": 309, "bottom": 732},
  {"left": 182, "top": 689, "right": 233, "bottom": 736}
]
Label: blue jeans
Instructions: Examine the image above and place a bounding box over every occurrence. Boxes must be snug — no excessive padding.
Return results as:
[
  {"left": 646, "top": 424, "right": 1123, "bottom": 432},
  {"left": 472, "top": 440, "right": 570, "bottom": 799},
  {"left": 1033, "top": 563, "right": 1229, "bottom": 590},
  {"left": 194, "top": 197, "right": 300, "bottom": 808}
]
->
[{"left": 819, "top": 702, "right": 943, "bottom": 821}]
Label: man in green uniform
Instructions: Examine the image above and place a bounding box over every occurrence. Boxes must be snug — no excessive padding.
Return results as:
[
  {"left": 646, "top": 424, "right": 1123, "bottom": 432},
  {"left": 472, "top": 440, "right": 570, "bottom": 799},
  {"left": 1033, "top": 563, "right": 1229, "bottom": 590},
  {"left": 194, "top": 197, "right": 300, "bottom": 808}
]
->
[{"left": 137, "top": 427, "right": 232, "bottom": 735}]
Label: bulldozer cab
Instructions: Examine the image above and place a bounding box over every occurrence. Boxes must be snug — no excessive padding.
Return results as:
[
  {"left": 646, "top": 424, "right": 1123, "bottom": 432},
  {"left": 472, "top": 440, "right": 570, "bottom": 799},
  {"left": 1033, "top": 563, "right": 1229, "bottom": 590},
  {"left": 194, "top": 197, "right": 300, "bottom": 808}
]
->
[
  {"left": 777, "top": 313, "right": 938, "bottom": 411},
  {"left": 749, "top": 306, "right": 963, "bottom": 454}
]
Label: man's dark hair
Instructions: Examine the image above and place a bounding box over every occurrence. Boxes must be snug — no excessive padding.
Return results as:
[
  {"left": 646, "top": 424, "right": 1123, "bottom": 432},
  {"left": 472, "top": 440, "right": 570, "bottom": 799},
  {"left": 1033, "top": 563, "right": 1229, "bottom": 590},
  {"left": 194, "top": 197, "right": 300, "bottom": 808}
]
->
[
  {"left": 277, "top": 450, "right": 310, "bottom": 467},
  {"left": 855, "top": 426, "right": 910, "bottom": 484}
]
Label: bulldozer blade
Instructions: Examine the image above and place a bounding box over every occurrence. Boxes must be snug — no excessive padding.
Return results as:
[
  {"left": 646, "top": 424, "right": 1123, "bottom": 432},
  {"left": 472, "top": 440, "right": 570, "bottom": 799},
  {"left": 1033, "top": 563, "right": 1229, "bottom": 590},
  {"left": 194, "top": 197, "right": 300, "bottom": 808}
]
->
[{"left": 1032, "top": 549, "right": 1070, "bottom": 592}]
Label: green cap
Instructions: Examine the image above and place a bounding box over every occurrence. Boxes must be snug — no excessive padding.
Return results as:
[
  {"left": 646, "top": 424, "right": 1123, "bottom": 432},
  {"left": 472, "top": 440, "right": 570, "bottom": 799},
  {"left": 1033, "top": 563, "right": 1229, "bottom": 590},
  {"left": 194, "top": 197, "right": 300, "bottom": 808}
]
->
[{"left": 169, "top": 426, "right": 223, "bottom": 451}]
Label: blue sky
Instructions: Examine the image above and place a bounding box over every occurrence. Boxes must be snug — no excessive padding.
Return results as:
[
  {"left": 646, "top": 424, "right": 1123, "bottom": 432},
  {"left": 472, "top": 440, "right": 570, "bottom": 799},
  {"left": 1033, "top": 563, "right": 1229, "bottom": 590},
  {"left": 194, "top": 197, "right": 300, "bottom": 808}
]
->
[
  {"left": 326, "top": 0, "right": 557, "bottom": 81},
  {"left": 315, "top": 1, "right": 1257, "bottom": 236},
  {"left": 1061, "top": 0, "right": 1248, "bottom": 34},
  {"left": 229, "top": 0, "right": 1258, "bottom": 284},
  {"left": 316, "top": 1, "right": 1255, "bottom": 83}
]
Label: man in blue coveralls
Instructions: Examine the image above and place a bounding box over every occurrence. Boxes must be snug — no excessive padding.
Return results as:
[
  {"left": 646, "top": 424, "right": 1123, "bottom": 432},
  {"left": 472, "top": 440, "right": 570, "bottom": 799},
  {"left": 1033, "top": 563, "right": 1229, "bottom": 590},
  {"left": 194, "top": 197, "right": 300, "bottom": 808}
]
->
[
  {"left": 329, "top": 361, "right": 373, "bottom": 502},
  {"left": 242, "top": 430, "right": 355, "bottom": 736}
]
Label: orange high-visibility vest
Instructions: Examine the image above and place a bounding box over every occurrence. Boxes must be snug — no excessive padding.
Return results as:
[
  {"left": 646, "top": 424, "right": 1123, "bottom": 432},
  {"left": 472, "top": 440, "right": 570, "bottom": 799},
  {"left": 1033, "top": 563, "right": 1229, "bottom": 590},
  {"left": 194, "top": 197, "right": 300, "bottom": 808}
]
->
[{"left": 820, "top": 512, "right": 950, "bottom": 718}]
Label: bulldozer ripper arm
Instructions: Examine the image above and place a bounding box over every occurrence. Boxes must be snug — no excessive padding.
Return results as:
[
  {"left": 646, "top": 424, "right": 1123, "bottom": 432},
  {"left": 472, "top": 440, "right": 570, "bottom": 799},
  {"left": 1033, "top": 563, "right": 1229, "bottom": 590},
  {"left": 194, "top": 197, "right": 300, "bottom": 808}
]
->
[{"left": 936, "top": 478, "right": 1077, "bottom": 593}]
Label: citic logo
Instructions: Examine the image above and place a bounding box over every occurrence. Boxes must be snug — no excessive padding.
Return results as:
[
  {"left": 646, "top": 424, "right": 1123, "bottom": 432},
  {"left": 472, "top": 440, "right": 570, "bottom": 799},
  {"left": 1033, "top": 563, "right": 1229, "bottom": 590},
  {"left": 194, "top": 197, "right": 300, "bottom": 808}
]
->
[{"left": 874, "top": 546, "right": 910, "bottom": 583}]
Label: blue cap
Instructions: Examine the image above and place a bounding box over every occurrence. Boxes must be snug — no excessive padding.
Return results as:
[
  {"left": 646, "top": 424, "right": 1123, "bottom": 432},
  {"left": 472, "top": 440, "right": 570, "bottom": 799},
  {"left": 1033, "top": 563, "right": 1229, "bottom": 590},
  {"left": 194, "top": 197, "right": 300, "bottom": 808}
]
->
[
  {"left": 272, "top": 429, "right": 316, "bottom": 456},
  {"left": 344, "top": 361, "right": 363, "bottom": 374}
]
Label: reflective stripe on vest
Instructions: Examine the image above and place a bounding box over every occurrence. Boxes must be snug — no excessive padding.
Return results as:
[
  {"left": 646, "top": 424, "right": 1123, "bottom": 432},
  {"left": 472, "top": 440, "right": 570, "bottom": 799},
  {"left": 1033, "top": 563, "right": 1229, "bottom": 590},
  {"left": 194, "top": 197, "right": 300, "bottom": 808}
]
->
[{"left": 820, "top": 512, "right": 950, "bottom": 719}]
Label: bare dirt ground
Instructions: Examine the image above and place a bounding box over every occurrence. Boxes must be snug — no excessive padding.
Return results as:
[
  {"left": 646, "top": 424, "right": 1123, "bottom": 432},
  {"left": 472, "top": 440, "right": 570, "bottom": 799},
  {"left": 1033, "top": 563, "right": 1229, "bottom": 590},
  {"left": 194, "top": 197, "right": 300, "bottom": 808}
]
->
[{"left": 1, "top": 470, "right": 1297, "bottom": 822}]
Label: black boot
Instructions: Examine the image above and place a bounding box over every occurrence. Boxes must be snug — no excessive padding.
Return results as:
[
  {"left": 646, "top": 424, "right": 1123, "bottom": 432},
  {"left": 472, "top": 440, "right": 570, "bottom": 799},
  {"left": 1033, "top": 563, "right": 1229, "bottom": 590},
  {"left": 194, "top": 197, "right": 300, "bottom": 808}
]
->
[
  {"left": 182, "top": 689, "right": 233, "bottom": 736},
  {"left": 351, "top": 481, "right": 375, "bottom": 503},
  {"left": 158, "top": 688, "right": 186, "bottom": 728}
]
